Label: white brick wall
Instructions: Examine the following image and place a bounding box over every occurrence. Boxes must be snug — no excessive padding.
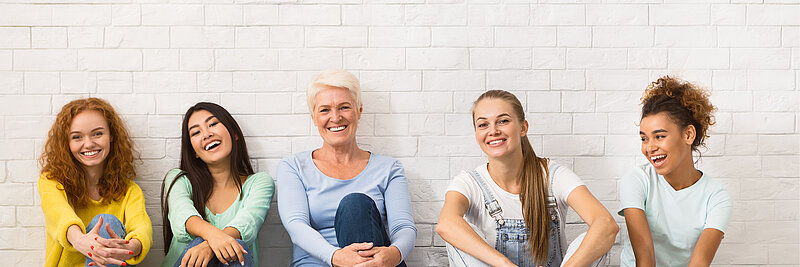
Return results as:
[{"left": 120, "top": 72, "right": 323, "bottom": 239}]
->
[{"left": 0, "top": 1, "right": 797, "bottom": 266}]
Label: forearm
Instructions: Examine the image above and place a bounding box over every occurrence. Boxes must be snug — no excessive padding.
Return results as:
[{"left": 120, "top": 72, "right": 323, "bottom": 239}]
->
[
  {"left": 66, "top": 224, "right": 84, "bottom": 247},
  {"left": 562, "top": 218, "right": 619, "bottom": 267},
  {"left": 222, "top": 227, "right": 242, "bottom": 240},
  {"left": 185, "top": 216, "right": 225, "bottom": 240},
  {"left": 436, "top": 216, "right": 513, "bottom": 267}
]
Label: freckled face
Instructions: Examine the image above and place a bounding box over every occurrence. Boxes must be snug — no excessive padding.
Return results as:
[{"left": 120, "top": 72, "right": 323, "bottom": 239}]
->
[
  {"left": 312, "top": 85, "right": 362, "bottom": 147},
  {"left": 473, "top": 98, "right": 528, "bottom": 160},
  {"left": 639, "top": 112, "right": 695, "bottom": 176},
  {"left": 69, "top": 110, "right": 112, "bottom": 170},
  {"left": 188, "top": 109, "right": 233, "bottom": 165}
]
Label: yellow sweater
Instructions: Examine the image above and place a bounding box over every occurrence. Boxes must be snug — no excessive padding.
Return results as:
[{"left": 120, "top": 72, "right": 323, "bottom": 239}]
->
[{"left": 38, "top": 174, "right": 153, "bottom": 267}]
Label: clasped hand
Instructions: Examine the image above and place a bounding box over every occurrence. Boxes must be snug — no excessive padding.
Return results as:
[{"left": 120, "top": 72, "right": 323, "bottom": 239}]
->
[
  {"left": 73, "top": 216, "right": 137, "bottom": 267},
  {"left": 180, "top": 230, "right": 248, "bottom": 267},
  {"left": 332, "top": 243, "right": 402, "bottom": 267}
]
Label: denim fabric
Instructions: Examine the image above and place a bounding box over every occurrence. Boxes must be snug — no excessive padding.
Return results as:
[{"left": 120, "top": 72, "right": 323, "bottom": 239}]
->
[
  {"left": 334, "top": 193, "right": 407, "bottom": 267},
  {"left": 173, "top": 237, "right": 254, "bottom": 267},
  {"left": 495, "top": 216, "right": 563, "bottom": 267},
  {"left": 85, "top": 214, "right": 134, "bottom": 267}
]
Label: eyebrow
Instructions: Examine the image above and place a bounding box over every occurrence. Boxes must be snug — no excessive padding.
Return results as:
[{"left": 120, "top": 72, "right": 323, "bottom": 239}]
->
[
  {"left": 475, "top": 113, "right": 511, "bottom": 121},
  {"left": 639, "top": 129, "right": 668, "bottom": 135},
  {"left": 188, "top": 116, "right": 217, "bottom": 131},
  {"left": 69, "top": 127, "right": 105, "bottom": 135}
]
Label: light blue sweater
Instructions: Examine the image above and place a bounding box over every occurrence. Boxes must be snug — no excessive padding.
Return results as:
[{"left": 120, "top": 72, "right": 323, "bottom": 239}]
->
[{"left": 276, "top": 150, "right": 417, "bottom": 267}]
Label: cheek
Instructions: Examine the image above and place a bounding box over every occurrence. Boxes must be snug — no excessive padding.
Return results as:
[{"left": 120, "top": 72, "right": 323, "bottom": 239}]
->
[{"left": 69, "top": 141, "right": 81, "bottom": 154}]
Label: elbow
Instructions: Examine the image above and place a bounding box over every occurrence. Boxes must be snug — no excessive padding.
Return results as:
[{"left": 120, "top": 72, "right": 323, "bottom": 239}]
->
[{"left": 435, "top": 217, "right": 452, "bottom": 240}]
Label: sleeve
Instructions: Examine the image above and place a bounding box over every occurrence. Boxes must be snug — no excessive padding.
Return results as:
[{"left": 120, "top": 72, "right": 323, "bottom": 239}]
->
[
  {"left": 617, "top": 167, "right": 648, "bottom": 216},
  {"left": 122, "top": 183, "right": 153, "bottom": 265},
  {"left": 164, "top": 169, "right": 203, "bottom": 243},
  {"left": 703, "top": 186, "right": 733, "bottom": 233},
  {"left": 384, "top": 160, "right": 417, "bottom": 261},
  {"left": 38, "top": 174, "right": 85, "bottom": 251},
  {"left": 224, "top": 172, "right": 275, "bottom": 245},
  {"left": 551, "top": 164, "right": 586, "bottom": 208},
  {"left": 445, "top": 171, "right": 479, "bottom": 217},
  {"left": 276, "top": 158, "right": 338, "bottom": 266}
]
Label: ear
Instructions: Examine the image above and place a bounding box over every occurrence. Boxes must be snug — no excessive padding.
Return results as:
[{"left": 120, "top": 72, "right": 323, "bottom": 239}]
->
[
  {"left": 357, "top": 105, "right": 363, "bottom": 120},
  {"left": 683, "top": 124, "right": 696, "bottom": 145},
  {"left": 521, "top": 120, "right": 529, "bottom": 137},
  {"left": 310, "top": 113, "right": 317, "bottom": 126}
]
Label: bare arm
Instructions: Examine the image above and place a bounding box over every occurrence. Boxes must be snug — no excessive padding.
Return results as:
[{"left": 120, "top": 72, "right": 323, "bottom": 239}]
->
[
  {"left": 185, "top": 216, "right": 247, "bottom": 265},
  {"left": 622, "top": 208, "right": 655, "bottom": 267},
  {"left": 561, "top": 186, "right": 619, "bottom": 267},
  {"left": 436, "top": 191, "right": 516, "bottom": 267},
  {"left": 687, "top": 228, "right": 724, "bottom": 267}
]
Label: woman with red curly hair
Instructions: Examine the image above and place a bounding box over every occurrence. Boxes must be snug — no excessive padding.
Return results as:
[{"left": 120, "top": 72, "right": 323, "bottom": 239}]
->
[
  {"left": 38, "top": 98, "right": 152, "bottom": 267},
  {"left": 618, "top": 77, "right": 733, "bottom": 266}
]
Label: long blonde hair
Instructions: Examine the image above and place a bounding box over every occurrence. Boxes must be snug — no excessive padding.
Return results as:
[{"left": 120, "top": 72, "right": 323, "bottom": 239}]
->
[{"left": 472, "top": 90, "right": 551, "bottom": 262}]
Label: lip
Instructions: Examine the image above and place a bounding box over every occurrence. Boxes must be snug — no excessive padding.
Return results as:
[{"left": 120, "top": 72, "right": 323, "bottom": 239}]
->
[
  {"left": 327, "top": 125, "right": 348, "bottom": 133},
  {"left": 486, "top": 138, "right": 507, "bottom": 148},
  {"left": 650, "top": 153, "right": 667, "bottom": 168},
  {"left": 80, "top": 149, "right": 102, "bottom": 159},
  {"left": 203, "top": 139, "right": 222, "bottom": 151}
]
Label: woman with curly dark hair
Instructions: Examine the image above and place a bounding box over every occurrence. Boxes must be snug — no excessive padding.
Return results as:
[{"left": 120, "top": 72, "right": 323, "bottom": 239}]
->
[
  {"left": 38, "top": 97, "right": 152, "bottom": 267},
  {"left": 618, "top": 76, "right": 733, "bottom": 266}
]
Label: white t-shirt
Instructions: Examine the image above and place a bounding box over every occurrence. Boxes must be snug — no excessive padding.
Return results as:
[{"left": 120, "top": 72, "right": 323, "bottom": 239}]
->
[
  {"left": 618, "top": 163, "right": 733, "bottom": 267},
  {"left": 446, "top": 161, "right": 585, "bottom": 248}
]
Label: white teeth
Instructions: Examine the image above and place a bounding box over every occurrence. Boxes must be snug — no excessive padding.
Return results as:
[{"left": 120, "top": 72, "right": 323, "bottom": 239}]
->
[
  {"left": 205, "top": 141, "right": 221, "bottom": 151},
  {"left": 82, "top": 150, "right": 99, "bottom": 156},
  {"left": 651, "top": 155, "right": 666, "bottom": 161},
  {"left": 489, "top": 139, "right": 505, "bottom": 145},
  {"left": 329, "top": 126, "right": 346, "bottom": 132}
]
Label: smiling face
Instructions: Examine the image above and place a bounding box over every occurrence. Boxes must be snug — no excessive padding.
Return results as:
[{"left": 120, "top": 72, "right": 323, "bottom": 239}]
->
[
  {"left": 187, "top": 109, "right": 233, "bottom": 166},
  {"left": 639, "top": 112, "right": 696, "bottom": 176},
  {"left": 312, "top": 85, "right": 362, "bottom": 147},
  {"left": 473, "top": 98, "right": 528, "bottom": 160},
  {"left": 69, "top": 110, "right": 112, "bottom": 171}
]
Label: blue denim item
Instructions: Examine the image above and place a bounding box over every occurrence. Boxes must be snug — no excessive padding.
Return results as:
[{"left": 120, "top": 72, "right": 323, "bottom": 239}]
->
[
  {"left": 494, "top": 216, "right": 563, "bottom": 267},
  {"left": 85, "top": 214, "right": 135, "bottom": 267},
  {"left": 334, "top": 193, "right": 407, "bottom": 267},
  {"left": 174, "top": 237, "right": 254, "bottom": 267}
]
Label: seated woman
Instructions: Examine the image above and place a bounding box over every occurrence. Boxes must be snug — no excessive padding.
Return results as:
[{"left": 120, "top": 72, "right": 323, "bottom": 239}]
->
[
  {"left": 618, "top": 76, "right": 732, "bottom": 266},
  {"left": 436, "top": 90, "right": 618, "bottom": 267},
  {"left": 277, "top": 69, "right": 417, "bottom": 267},
  {"left": 161, "top": 102, "right": 275, "bottom": 267},
  {"left": 38, "top": 97, "right": 152, "bottom": 267}
]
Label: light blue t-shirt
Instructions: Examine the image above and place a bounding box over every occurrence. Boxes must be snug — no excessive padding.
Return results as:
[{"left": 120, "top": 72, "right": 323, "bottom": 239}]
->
[
  {"left": 276, "top": 150, "right": 417, "bottom": 267},
  {"left": 618, "top": 163, "right": 733, "bottom": 267}
]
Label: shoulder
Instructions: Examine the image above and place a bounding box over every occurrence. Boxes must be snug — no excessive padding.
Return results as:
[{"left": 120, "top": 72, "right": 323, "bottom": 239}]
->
[
  {"left": 624, "top": 163, "right": 654, "bottom": 182},
  {"left": 38, "top": 172, "right": 64, "bottom": 190},
  {"left": 700, "top": 175, "right": 731, "bottom": 200},
  {"left": 246, "top": 172, "right": 275, "bottom": 187},
  {"left": 278, "top": 150, "right": 313, "bottom": 169},
  {"left": 369, "top": 152, "right": 401, "bottom": 168}
]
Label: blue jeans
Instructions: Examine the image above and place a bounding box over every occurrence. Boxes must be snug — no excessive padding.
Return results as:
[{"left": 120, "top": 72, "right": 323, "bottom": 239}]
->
[
  {"left": 174, "top": 237, "right": 254, "bottom": 267},
  {"left": 85, "top": 214, "right": 134, "bottom": 267},
  {"left": 334, "top": 193, "right": 407, "bottom": 267}
]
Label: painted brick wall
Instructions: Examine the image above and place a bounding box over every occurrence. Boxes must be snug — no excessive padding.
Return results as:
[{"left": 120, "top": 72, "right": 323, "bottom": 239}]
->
[{"left": 0, "top": 1, "right": 797, "bottom": 266}]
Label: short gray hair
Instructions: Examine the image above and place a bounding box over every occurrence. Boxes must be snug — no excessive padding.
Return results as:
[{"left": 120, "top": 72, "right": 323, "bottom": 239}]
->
[{"left": 306, "top": 69, "right": 362, "bottom": 114}]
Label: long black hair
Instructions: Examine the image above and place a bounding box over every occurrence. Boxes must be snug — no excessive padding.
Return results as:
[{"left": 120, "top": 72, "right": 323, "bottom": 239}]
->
[{"left": 160, "top": 102, "right": 255, "bottom": 252}]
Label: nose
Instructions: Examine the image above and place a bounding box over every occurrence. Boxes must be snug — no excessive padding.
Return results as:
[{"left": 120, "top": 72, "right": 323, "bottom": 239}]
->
[
  {"left": 201, "top": 127, "right": 213, "bottom": 139},
  {"left": 646, "top": 139, "right": 657, "bottom": 153},
  {"left": 488, "top": 124, "right": 500, "bottom": 136},
  {"left": 330, "top": 109, "right": 342, "bottom": 123}
]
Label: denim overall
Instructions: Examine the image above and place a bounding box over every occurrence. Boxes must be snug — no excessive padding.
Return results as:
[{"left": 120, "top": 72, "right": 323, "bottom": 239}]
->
[{"left": 465, "top": 163, "right": 564, "bottom": 267}]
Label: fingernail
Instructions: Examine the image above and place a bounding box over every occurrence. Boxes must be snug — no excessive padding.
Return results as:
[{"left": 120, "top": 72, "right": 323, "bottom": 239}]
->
[
  {"left": 121, "top": 263, "right": 127, "bottom": 266},
  {"left": 128, "top": 251, "right": 134, "bottom": 255},
  {"left": 90, "top": 245, "right": 94, "bottom": 250},
  {"left": 243, "top": 250, "right": 248, "bottom": 254},
  {"left": 88, "top": 263, "right": 94, "bottom": 266},
  {"left": 88, "top": 252, "right": 92, "bottom": 257},
  {"left": 126, "top": 240, "right": 130, "bottom": 244},
  {"left": 94, "top": 237, "right": 98, "bottom": 241}
]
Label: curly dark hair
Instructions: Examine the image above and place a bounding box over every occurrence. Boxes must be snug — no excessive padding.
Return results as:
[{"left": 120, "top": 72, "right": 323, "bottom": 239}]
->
[{"left": 641, "top": 76, "right": 716, "bottom": 153}]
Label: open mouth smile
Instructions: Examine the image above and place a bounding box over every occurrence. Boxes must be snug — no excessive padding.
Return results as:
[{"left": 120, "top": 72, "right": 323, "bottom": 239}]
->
[
  {"left": 80, "top": 150, "right": 101, "bottom": 157},
  {"left": 328, "top": 125, "right": 347, "bottom": 132},
  {"left": 204, "top": 140, "right": 221, "bottom": 151},
  {"left": 487, "top": 139, "right": 506, "bottom": 147},
  {"left": 650, "top": 154, "right": 666, "bottom": 168}
]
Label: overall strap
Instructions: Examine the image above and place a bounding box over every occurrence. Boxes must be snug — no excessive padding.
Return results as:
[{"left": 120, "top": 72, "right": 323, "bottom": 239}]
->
[
  {"left": 547, "top": 161, "right": 560, "bottom": 221},
  {"left": 466, "top": 169, "right": 506, "bottom": 226}
]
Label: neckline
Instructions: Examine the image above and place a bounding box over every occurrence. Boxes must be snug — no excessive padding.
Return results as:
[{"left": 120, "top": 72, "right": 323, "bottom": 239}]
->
[
  {"left": 659, "top": 168, "right": 705, "bottom": 193},
  {"left": 309, "top": 149, "right": 373, "bottom": 181},
  {"left": 480, "top": 163, "right": 519, "bottom": 198},
  {"left": 205, "top": 173, "right": 257, "bottom": 216}
]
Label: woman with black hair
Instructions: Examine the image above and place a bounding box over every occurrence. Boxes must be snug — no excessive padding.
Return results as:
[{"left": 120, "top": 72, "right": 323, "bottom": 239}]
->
[{"left": 161, "top": 102, "right": 275, "bottom": 267}]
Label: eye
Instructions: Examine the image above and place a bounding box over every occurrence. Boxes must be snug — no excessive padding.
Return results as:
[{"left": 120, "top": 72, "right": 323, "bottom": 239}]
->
[
  {"left": 340, "top": 106, "right": 350, "bottom": 110},
  {"left": 209, "top": 121, "right": 219, "bottom": 127},
  {"left": 498, "top": 119, "right": 510, "bottom": 125},
  {"left": 319, "top": 108, "right": 330, "bottom": 113},
  {"left": 71, "top": 135, "right": 82, "bottom": 140},
  {"left": 190, "top": 130, "right": 200, "bottom": 137},
  {"left": 640, "top": 136, "right": 647, "bottom": 142},
  {"left": 477, "top": 122, "right": 488, "bottom": 128},
  {"left": 655, "top": 135, "right": 665, "bottom": 140},
  {"left": 93, "top": 131, "right": 103, "bottom": 137}
]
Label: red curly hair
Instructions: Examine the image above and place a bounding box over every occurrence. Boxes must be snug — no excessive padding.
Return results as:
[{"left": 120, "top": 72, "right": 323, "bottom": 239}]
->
[
  {"left": 641, "top": 76, "right": 716, "bottom": 153},
  {"left": 39, "top": 98, "right": 139, "bottom": 208}
]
